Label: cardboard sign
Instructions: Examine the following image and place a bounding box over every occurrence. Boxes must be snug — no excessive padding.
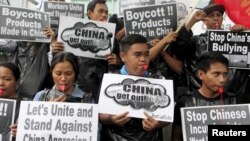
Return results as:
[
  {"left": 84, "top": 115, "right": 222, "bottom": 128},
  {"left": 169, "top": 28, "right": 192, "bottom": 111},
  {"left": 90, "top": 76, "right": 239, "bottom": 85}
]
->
[
  {"left": 124, "top": 4, "right": 177, "bottom": 41},
  {"left": 0, "top": 5, "right": 50, "bottom": 42},
  {"left": 208, "top": 30, "right": 250, "bottom": 69},
  {"left": 57, "top": 16, "right": 116, "bottom": 59},
  {"left": 181, "top": 104, "right": 250, "bottom": 141},
  {"left": 16, "top": 101, "right": 98, "bottom": 141},
  {"left": 99, "top": 73, "right": 174, "bottom": 122},
  {"left": 44, "top": 1, "right": 84, "bottom": 29},
  {"left": 0, "top": 98, "right": 16, "bottom": 141}
]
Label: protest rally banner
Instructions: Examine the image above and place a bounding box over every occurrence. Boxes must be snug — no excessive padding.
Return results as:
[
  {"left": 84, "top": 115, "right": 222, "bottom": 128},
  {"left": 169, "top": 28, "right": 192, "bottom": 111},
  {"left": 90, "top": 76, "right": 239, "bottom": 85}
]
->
[
  {"left": 0, "top": 5, "right": 50, "bottom": 42},
  {"left": 124, "top": 3, "right": 177, "bottom": 41},
  {"left": 118, "top": 0, "right": 155, "bottom": 17},
  {"left": 44, "top": 1, "right": 84, "bottom": 29},
  {"left": 57, "top": 16, "right": 116, "bottom": 59},
  {"left": 98, "top": 73, "right": 174, "bottom": 122},
  {"left": 0, "top": 98, "right": 16, "bottom": 141},
  {"left": 181, "top": 104, "right": 250, "bottom": 141},
  {"left": 208, "top": 30, "right": 250, "bottom": 69},
  {"left": 119, "top": 0, "right": 189, "bottom": 18},
  {"left": 16, "top": 101, "right": 98, "bottom": 141}
]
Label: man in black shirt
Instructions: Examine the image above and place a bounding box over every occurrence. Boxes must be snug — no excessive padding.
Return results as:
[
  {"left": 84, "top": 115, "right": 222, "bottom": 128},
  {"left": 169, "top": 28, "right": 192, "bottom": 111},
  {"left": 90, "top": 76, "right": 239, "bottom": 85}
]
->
[{"left": 172, "top": 52, "right": 240, "bottom": 141}]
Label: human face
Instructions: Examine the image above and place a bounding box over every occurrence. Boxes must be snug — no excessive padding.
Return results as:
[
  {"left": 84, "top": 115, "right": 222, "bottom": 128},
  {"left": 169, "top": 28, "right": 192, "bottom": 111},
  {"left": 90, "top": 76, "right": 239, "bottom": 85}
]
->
[
  {"left": 0, "top": 67, "right": 18, "bottom": 98},
  {"left": 88, "top": 3, "right": 108, "bottom": 22},
  {"left": 120, "top": 43, "right": 150, "bottom": 76},
  {"left": 52, "top": 61, "right": 75, "bottom": 93},
  {"left": 198, "top": 62, "right": 228, "bottom": 95},
  {"left": 203, "top": 11, "right": 223, "bottom": 29}
]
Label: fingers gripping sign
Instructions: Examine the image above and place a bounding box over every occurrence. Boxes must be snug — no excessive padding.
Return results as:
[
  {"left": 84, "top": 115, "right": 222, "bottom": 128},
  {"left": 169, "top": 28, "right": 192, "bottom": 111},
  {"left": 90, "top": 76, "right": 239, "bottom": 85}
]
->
[
  {"left": 143, "top": 112, "right": 159, "bottom": 132},
  {"left": 111, "top": 111, "right": 131, "bottom": 126}
]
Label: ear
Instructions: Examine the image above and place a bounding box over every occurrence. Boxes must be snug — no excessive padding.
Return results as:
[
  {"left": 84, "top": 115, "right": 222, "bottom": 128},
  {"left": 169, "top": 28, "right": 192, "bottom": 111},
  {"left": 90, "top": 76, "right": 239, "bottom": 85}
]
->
[
  {"left": 119, "top": 52, "right": 126, "bottom": 63},
  {"left": 197, "top": 69, "right": 205, "bottom": 81},
  {"left": 87, "top": 10, "right": 92, "bottom": 18}
]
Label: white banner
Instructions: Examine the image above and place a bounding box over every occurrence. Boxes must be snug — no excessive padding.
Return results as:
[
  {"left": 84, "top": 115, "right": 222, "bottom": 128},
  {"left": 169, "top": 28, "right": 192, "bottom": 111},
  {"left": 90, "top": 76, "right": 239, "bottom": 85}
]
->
[
  {"left": 16, "top": 101, "right": 98, "bottom": 141},
  {"left": 99, "top": 73, "right": 174, "bottom": 122},
  {"left": 58, "top": 16, "right": 116, "bottom": 59}
]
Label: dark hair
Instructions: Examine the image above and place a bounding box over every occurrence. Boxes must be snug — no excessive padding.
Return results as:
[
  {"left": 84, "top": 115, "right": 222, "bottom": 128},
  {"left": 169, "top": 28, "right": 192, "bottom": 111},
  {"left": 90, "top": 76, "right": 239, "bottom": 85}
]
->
[
  {"left": 51, "top": 52, "right": 79, "bottom": 79},
  {"left": 196, "top": 52, "right": 228, "bottom": 72},
  {"left": 87, "top": 0, "right": 106, "bottom": 19},
  {"left": 108, "top": 14, "right": 124, "bottom": 32},
  {"left": 0, "top": 62, "right": 20, "bottom": 81},
  {"left": 120, "top": 34, "right": 148, "bottom": 53},
  {"left": 203, "top": 0, "right": 225, "bottom": 15}
]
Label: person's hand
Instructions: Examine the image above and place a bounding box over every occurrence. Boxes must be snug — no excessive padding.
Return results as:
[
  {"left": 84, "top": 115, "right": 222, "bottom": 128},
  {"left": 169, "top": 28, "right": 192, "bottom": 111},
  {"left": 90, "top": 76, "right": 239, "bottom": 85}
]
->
[
  {"left": 49, "top": 95, "right": 67, "bottom": 102},
  {"left": 190, "top": 10, "right": 206, "bottom": 24},
  {"left": 142, "top": 112, "right": 161, "bottom": 132},
  {"left": 230, "top": 24, "right": 247, "bottom": 32},
  {"left": 185, "top": 10, "right": 206, "bottom": 31},
  {"left": 106, "top": 53, "right": 122, "bottom": 65},
  {"left": 51, "top": 41, "right": 64, "bottom": 55},
  {"left": 149, "top": 39, "right": 160, "bottom": 46},
  {"left": 110, "top": 111, "right": 132, "bottom": 126},
  {"left": 43, "top": 26, "right": 56, "bottom": 42},
  {"left": 10, "top": 124, "right": 17, "bottom": 137},
  {"left": 162, "top": 32, "right": 178, "bottom": 45}
]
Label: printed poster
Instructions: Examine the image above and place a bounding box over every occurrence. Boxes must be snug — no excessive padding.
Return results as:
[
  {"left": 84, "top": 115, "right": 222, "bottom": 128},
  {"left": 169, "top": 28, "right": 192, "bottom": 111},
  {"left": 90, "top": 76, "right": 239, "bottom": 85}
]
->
[
  {"left": 123, "top": 3, "right": 177, "bottom": 41},
  {"left": 0, "top": 5, "right": 50, "bottom": 42},
  {"left": 44, "top": 1, "right": 84, "bottom": 29},
  {"left": 0, "top": 98, "right": 16, "bottom": 141},
  {"left": 16, "top": 101, "right": 98, "bottom": 141},
  {"left": 57, "top": 16, "right": 116, "bottom": 59},
  {"left": 208, "top": 30, "right": 250, "bottom": 69},
  {"left": 181, "top": 104, "right": 250, "bottom": 141},
  {"left": 98, "top": 73, "right": 174, "bottom": 122}
]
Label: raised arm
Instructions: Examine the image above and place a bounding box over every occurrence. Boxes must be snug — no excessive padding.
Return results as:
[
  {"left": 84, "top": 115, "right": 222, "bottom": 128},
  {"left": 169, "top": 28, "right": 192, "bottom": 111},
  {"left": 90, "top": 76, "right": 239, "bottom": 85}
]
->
[
  {"left": 149, "top": 32, "right": 177, "bottom": 61},
  {"left": 161, "top": 51, "right": 183, "bottom": 74}
]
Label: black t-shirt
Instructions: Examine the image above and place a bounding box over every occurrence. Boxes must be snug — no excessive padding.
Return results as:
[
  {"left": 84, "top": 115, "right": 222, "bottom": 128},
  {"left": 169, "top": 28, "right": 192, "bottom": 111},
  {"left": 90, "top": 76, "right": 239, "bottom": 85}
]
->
[{"left": 173, "top": 90, "right": 239, "bottom": 126}]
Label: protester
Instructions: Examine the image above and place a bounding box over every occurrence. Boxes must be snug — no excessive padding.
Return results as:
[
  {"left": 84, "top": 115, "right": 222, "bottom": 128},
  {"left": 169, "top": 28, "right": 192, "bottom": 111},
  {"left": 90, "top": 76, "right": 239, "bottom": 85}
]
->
[
  {"left": 169, "top": 1, "right": 247, "bottom": 92},
  {"left": 0, "top": 62, "right": 20, "bottom": 141},
  {"left": 100, "top": 34, "right": 169, "bottom": 141},
  {"left": 33, "top": 52, "right": 90, "bottom": 102},
  {"left": 50, "top": 0, "right": 122, "bottom": 103},
  {"left": 171, "top": 52, "right": 242, "bottom": 141}
]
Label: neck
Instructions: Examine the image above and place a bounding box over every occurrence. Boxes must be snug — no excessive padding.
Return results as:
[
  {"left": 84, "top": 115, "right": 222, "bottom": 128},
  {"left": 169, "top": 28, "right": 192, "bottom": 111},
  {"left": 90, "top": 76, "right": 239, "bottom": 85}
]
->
[
  {"left": 120, "top": 65, "right": 148, "bottom": 76},
  {"left": 7, "top": 93, "right": 17, "bottom": 99},
  {"left": 198, "top": 87, "right": 219, "bottom": 98}
]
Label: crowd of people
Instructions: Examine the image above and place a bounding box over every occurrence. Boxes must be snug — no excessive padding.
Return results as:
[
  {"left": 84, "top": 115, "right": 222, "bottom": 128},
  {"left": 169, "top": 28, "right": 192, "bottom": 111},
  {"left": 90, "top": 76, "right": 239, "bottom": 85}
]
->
[{"left": 0, "top": 0, "right": 249, "bottom": 141}]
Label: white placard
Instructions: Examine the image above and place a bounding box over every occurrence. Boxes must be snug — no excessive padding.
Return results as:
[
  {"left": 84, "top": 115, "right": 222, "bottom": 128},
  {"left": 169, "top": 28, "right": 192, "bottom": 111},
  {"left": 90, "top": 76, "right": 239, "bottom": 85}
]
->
[
  {"left": 16, "top": 101, "right": 98, "bottom": 141},
  {"left": 58, "top": 16, "right": 116, "bottom": 59},
  {"left": 98, "top": 73, "right": 174, "bottom": 122}
]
